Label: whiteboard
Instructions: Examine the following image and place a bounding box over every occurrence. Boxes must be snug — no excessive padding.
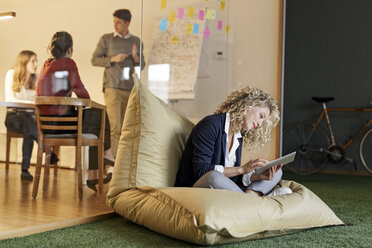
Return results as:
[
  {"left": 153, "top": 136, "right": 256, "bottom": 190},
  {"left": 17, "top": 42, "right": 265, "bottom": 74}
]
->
[{"left": 147, "top": 17, "right": 205, "bottom": 101}]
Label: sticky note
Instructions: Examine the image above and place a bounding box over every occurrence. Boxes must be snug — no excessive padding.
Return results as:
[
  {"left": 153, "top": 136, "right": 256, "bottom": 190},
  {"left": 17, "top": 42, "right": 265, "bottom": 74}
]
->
[
  {"left": 210, "top": 9, "right": 216, "bottom": 19},
  {"left": 186, "top": 23, "right": 192, "bottom": 35},
  {"left": 225, "top": 24, "right": 230, "bottom": 34},
  {"left": 203, "top": 26, "right": 210, "bottom": 39},
  {"left": 206, "top": 9, "right": 216, "bottom": 19},
  {"left": 172, "top": 36, "right": 178, "bottom": 44},
  {"left": 217, "top": 20, "right": 223, "bottom": 30},
  {"left": 188, "top": 7, "right": 194, "bottom": 17},
  {"left": 161, "top": 0, "right": 166, "bottom": 10},
  {"left": 177, "top": 8, "right": 184, "bottom": 19},
  {"left": 220, "top": 0, "right": 226, "bottom": 10},
  {"left": 169, "top": 11, "right": 176, "bottom": 23},
  {"left": 193, "top": 23, "right": 199, "bottom": 34},
  {"left": 199, "top": 10, "right": 205, "bottom": 21},
  {"left": 206, "top": 9, "right": 212, "bottom": 19},
  {"left": 160, "top": 18, "right": 167, "bottom": 31}
]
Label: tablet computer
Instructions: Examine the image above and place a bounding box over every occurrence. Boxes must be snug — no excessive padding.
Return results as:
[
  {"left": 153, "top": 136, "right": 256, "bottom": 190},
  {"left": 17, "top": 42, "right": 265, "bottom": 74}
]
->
[{"left": 254, "top": 151, "right": 296, "bottom": 175}]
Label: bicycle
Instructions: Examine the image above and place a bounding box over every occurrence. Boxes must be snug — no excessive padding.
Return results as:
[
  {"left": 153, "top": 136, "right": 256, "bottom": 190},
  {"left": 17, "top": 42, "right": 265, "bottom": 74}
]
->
[{"left": 282, "top": 97, "right": 372, "bottom": 175}]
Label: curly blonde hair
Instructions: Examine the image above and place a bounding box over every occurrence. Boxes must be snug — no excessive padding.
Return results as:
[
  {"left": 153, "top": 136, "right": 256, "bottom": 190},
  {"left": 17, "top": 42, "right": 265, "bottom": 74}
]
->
[{"left": 215, "top": 86, "right": 280, "bottom": 151}]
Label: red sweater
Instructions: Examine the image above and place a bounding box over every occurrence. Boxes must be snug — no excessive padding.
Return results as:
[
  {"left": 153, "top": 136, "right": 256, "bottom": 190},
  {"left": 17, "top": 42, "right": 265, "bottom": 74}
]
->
[{"left": 36, "top": 57, "right": 90, "bottom": 115}]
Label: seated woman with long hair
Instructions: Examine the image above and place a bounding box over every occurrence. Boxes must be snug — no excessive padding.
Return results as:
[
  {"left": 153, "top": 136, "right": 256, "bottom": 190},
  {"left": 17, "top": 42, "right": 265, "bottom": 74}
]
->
[
  {"left": 5, "top": 50, "right": 38, "bottom": 181},
  {"left": 36, "top": 31, "right": 115, "bottom": 192}
]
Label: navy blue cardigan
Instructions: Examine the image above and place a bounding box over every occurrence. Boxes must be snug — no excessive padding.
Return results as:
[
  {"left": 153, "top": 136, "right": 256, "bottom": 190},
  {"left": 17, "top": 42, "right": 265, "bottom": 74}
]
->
[{"left": 175, "top": 113, "right": 243, "bottom": 187}]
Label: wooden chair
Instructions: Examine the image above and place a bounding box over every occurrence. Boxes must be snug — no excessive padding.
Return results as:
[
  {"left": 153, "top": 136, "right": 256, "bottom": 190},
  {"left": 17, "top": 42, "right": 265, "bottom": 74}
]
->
[
  {"left": 5, "top": 106, "right": 59, "bottom": 172},
  {"left": 5, "top": 130, "right": 23, "bottom": 170},
  {"left": 32, "top": 96, "right": 106, "bottom": 200}
]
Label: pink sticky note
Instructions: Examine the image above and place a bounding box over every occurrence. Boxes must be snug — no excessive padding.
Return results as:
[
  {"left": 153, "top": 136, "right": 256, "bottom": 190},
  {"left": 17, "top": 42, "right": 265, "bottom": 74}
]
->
[
  {"left": 199, "top": 10, "right": 205, "bottom": 21},
  {"left": 177, "top": 8, "right": 184, "bottom": 19},
  {"left": 203, "top": 26, "right": 210, "bottom": 39},
  {"left": 217, "top": 20, "right": 223, "bottom": 30}
]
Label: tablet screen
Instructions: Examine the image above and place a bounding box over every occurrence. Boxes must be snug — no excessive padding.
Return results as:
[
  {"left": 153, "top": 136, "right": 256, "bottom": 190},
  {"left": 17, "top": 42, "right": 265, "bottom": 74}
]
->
[{"left": 254, "top": 151, "right": 296, "bottom": 175}]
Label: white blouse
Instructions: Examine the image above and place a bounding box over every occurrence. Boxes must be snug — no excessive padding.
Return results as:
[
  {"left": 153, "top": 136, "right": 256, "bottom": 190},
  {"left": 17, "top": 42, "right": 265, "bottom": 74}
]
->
[
  {"left": 5, "top": 70, "right": 36, "bottom": 103},
  {"left": 214, "top": 113, "right": 253, "bottom": 186}
]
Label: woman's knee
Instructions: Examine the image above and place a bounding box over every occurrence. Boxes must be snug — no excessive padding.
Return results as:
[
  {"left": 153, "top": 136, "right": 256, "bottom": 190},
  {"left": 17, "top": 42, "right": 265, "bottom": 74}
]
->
[
  {"left": 194, "top": 170, "right": 224, "bottom": 188},
  {"left": 204, "top": 170, "right": 224, "bottom": 185},
  {"left": 275, "top": 168, "right": 283, "bottom": 180}
]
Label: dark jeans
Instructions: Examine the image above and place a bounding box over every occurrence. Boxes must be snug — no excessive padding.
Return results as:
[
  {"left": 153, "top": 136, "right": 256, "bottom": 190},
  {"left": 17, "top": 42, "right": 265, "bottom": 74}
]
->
[
  {"left": 83, "top": 108, "right": 111, "bottom": 170},
  {"left": 43, "top": 108, "right": 111, "bottom": 170},
  {"left": 5, "top": 110, "right": 37, "bottom": 171}
]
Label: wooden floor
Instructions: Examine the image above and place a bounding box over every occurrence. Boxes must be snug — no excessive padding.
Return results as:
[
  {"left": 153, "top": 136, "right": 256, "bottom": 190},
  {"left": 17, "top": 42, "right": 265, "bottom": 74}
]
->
[{"left": 0, "top": 162, "right": 113, "bottom": 239}]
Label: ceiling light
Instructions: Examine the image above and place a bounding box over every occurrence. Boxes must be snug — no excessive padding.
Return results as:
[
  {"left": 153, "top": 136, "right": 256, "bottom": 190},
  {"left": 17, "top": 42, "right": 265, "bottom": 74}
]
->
[{"left": 0, "top": 12, "right": 16, "bottom": 20}]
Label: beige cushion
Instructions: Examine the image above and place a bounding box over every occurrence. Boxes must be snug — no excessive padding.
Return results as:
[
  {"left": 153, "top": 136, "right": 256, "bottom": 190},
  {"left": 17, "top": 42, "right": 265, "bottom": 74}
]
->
[
  {"left": 107, "top": 73, "right": 194, "bottom": 204},
  {"left": 112, "top": 181, "right": 344, "bottom": 245},
  {"left": 107, "top": 74, "right": 344, "bottom": 245}
]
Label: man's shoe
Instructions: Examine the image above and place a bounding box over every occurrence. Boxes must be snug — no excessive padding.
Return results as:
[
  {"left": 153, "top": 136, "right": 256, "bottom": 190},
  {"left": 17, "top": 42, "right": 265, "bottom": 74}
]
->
[
  {"left": 50, "top": 152, "right": 60, "bottom": 165},
  {"left": 104, "top": 157, "right": 115, "bottom": 166},
  {"left": 266, "top": 186, "right": 292, "bottom": 197},
  {"left": 21, "top": 171, "right": 33, "bottom": 181},
  {"left": 86, "top": 173, "right": 112, "bottom": 192}
]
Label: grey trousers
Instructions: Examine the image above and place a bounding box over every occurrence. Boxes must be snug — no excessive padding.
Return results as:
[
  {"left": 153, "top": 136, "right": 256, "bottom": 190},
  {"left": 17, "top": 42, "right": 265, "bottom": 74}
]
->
[{"left": 193, "top": 169, "right": 283, "bottom": 195}]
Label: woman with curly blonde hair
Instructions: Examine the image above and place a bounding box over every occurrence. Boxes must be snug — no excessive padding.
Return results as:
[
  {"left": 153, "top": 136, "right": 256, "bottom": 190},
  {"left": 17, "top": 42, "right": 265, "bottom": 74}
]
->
[{"left": 175, "top": 86, "right": 292, "bottom": 197}]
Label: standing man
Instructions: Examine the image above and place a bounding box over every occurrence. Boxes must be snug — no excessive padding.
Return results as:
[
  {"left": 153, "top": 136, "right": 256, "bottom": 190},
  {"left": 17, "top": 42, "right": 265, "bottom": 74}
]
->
[{"left": 91, "top": 9, "right": 145, "bottom": 157}]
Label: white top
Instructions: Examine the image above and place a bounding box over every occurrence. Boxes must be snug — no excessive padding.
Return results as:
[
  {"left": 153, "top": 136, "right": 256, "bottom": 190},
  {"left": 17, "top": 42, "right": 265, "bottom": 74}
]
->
[
  {"left": 214, "top": 113, "right": 253, "bottom": 186},
  {"left": 113, "top": 31, "right": 131, "bottom": 39},
  {"left": 5, "top": 70, "right": 36, "bottom": 103}
]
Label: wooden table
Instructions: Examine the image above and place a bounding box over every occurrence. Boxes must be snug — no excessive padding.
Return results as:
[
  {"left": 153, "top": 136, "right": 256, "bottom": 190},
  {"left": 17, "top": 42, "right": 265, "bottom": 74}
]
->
[
  {"left": 0, "top": 101, "right": 34, "bottom": 108},
  {"left": 0, "top": 100, "right": 90, "bottom": 183}
]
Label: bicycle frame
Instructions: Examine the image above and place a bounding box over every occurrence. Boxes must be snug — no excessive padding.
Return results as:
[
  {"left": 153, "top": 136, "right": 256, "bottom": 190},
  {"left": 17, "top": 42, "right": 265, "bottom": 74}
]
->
[{"left": 311, "top": 105, "right": 372, "bottom": 151}]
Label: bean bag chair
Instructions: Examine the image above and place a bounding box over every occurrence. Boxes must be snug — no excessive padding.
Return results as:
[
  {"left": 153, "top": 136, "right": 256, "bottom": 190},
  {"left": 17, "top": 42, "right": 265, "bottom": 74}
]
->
[{"left": 106, "top": 74, "right": 344, "bottom": 245}]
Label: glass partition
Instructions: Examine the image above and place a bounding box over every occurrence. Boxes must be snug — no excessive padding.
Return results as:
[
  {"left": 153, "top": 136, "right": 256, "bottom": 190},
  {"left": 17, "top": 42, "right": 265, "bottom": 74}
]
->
[
  {"left": 141, "top": 0, "right": 230, "bottom": 120},
  {"left": 0, "top": 0, "right": 282, "bottom": 232}
]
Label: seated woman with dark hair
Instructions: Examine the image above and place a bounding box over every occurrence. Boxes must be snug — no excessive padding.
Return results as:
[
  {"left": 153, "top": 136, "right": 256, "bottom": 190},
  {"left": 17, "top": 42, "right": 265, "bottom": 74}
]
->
[{"left": 36, "top": 31, "right": 115, "bottom": 192}]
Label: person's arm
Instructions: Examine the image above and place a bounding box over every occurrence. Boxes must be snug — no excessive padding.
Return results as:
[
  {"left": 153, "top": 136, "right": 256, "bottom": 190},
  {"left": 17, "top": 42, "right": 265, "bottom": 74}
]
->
[
  {"left": 91, "top": 36, "right": 112, "bottom": 68},
  {"left": 5, "top": 70, "right": 18, "bottom": 102},
  {"left": 132, "top": 40, "right": 145, "bottom": 70},
  {"left": 191, "top": 119, "right": 221, "bottom": 178},
  {"left": 224, "top": 159, "right": 268, "bottom": 178},
  {"left": 67, "top": 60, "right": 90, "bottom": 99}
]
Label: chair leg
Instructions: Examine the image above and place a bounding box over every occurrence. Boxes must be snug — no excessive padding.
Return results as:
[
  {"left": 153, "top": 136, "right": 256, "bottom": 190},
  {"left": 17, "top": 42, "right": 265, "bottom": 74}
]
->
[
  {"left": 32, "top": 145, "right": 44, "bottom": 199},
  {"left": 43, "top": 147, "right": 51, "bottom": 192},
  {"left": 53, "top": 146, "right": 60, "bottom": 176},
  {"left": 76, "top": 145, "right": 83, "bottom": 200},
  {"left": 97, "top": 144, "right": 103, "bottom": 193},
  {"left": 6, "top": 133, "right": 11, "bottom": 171}
]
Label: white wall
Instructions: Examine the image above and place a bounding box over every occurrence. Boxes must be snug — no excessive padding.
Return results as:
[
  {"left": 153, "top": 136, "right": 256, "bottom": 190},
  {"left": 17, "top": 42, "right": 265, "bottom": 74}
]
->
[
  {"left": 0, "top": 0, "right": 282, "bottom": 165},
  {"left": 229, "top": 0, "right": 282, "bottom": 161}
]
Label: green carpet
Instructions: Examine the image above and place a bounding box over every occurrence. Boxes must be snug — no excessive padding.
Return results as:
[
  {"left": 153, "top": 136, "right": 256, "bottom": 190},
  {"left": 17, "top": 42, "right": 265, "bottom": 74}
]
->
[{"left": 1, "top": 172, "right": 372, "bottom": 248}]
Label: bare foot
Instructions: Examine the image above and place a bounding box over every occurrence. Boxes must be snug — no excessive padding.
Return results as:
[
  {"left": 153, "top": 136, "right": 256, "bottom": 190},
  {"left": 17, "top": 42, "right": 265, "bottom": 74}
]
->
[{"left": 104, "top": 148, "right": 115, "bottom": 162}]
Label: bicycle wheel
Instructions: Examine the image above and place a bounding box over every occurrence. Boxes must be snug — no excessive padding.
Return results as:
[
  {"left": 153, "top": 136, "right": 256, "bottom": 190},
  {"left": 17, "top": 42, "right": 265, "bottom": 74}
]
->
[
  {"left": 283, "top": 121, "right": 330, "bottom": 175},
  {"left": 359, "top": 128, "right": 372, "bottom": 175}
]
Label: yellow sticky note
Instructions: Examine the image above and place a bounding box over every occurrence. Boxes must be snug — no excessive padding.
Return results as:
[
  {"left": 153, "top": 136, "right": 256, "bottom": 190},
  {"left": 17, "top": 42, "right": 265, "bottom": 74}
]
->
[
  {"left": 172, "top": 36, "right": 178, "bottom": 44},
  {"left": 169, "top": 11, "right": 176, "bottom": 23},
  {"left": 186, "top": 23, "right": 192, "bottom": 35},
  {"left": 225, "top": 24, "right": 230, "bottom": 34},
  {"left": 188, "top": 7, "right": 194, "bottom": 17},
  {"left": 161, "top": 0, "right": 167, "bottom": 10},
  {"left": 206, "top": 9, "right": 212, "bottom": 19},
  {"left": 220, "top": 0, "right": 226, "bottom": 10}
]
